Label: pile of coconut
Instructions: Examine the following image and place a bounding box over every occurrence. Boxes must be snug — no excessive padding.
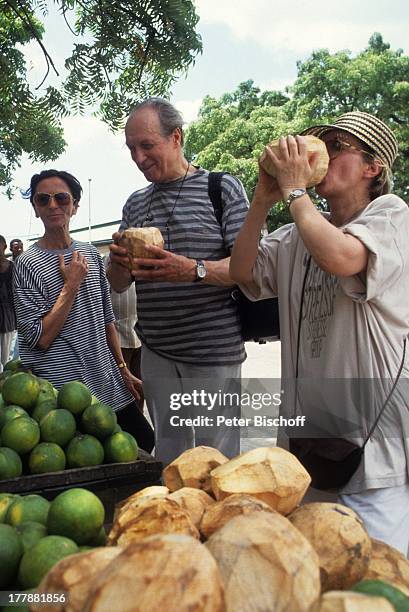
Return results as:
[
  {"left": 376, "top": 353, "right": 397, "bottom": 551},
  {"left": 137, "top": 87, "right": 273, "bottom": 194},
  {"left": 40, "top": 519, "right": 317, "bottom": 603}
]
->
[{"left": 31, "top": 446, "right": 409, "bottom": 611}]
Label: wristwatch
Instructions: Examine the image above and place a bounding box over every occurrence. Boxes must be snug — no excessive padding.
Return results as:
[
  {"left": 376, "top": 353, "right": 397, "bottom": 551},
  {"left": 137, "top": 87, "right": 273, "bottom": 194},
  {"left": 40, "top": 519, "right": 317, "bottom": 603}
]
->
[
  {"left": 194, "top": 259, "right": 207, "bottom": 282},
  {"left": 286, "top": 188, "right": 307, "bottom": 208}
]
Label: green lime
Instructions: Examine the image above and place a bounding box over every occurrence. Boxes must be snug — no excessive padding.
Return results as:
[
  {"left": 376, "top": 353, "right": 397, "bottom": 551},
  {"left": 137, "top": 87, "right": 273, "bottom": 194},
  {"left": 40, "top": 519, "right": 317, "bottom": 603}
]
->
[
  {"left": 65, "top": 434, "right": 104, "bottom": 468},
  {"left": 6, "top": 495, "right": 50, "bottom": 527},
  {"left": 104, "top": 431, "right": 138, "bottom": 463},
  {"left": 2, "top": 373, "right": 40, "bottom": 410},
  {"left": 1, "top": 417, "right": 40, "bottom": 454},
  {"left": 28, "top": 443, "right": 66, "bottom": 474},
  {"left": 47, "top": 488, "right": 105, "bottom": 545},
  {"left": 16, "top": 521, "right": 47, "bottom": 553},
  {"left": 0, "top": 523, "right": 23, "bottom": 588},
  {"left": 0, "top": 447, "right": 23, "bottom": 479},
  {"left": 18, "top": 535, "right": 78, "bottom": 589},
  {"left": 57, "top": 381, "right": 92, "bottom": 415},
  {"left": 40, "top": 409, "right": 76, "bottom": 447},
  {"left": 81, "top": 403, "right": 117, "bottom": 439}
]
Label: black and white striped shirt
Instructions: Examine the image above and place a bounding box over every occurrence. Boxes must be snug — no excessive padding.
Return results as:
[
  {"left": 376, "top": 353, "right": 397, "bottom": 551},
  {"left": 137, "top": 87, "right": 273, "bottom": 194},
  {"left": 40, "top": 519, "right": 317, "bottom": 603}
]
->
[
  {"left": 119, "top": 168, "right": 248, "bottom": 365},
  {"left": 13, "top": 241, "right": 132, "bottom": 410}
]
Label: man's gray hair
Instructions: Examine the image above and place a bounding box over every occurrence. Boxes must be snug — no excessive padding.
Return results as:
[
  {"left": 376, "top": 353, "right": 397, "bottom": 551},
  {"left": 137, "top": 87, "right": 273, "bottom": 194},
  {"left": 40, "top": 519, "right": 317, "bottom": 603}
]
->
[{"left": 130, "top": 98, "right": 185, "bottom": 145}]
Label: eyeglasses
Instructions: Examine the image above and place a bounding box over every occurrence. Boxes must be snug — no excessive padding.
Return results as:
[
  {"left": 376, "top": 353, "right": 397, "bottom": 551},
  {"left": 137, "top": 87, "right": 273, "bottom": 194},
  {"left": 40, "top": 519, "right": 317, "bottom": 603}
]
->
[
  {"left": 33, "top": 192, "right": 73, "bottom": 207},
  {"left": 324, "top": 138, "right": 375, "bottom": 160}
]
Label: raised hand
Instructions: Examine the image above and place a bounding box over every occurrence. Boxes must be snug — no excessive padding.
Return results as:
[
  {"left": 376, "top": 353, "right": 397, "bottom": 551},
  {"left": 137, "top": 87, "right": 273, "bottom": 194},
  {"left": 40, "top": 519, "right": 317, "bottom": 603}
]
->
[{"left": 59, "top": 250, "right": 88, "bottom": 289}]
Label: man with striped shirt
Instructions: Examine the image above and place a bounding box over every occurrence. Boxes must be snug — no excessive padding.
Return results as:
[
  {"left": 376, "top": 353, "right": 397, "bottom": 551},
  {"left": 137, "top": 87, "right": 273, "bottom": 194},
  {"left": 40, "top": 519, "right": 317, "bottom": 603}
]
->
[{"left": 107, "top": 98, "right": 248, "bottom": 464}]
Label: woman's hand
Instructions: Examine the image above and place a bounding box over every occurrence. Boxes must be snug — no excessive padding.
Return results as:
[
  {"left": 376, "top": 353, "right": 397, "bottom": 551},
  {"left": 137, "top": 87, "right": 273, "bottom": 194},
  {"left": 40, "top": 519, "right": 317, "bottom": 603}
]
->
[
  {"left": 119, "top": 366, "right": 143, "bottom": 402},
  {"left": 252, "top": 164, "right": 283, "bottom": 210},
  {"left": 264, "top": 135, "right": 315, "bottom": 196},
  {"left": 59, "top": 251, "right": 88, "bottom": 289}
]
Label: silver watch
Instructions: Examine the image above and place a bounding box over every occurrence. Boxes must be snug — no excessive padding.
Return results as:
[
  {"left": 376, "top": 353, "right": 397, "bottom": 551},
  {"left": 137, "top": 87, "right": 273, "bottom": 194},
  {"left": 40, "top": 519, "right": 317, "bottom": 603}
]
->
[
  {"left": 194, "top": 259, "right": 207, "bottom": 282},
  {"left": 286, "top": 188, "right": 307, "bottom": 208}
]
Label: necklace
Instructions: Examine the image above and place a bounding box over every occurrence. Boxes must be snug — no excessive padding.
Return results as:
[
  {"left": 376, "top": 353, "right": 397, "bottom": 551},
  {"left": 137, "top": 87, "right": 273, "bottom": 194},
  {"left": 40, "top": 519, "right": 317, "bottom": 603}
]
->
[{"left": 142, "top": 164, "right": 190, "bottom": 249}]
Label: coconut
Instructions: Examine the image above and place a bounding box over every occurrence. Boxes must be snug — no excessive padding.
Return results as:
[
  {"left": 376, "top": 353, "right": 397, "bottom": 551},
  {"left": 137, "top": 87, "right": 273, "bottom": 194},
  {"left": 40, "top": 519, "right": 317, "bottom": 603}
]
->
[
  {"left": 83, "top": 534, "right": 225, "bottom": 612},
  {"left": 206, "top": 511, "right": 320, "bottom": 612},
  {"left": 31, "top": 548, "right": 122, "bottom": 612},
  {"left": 259, "top": 135, "right": 329, "bottom": 187},
  {"left": 167, "top": 487, "right": 215, "bottom": 529},
  {"left": 118, "top": 227, "right": 164, "bottom": 265},
  {"left": 362, "top": 538, "right": 409, "bottom": 596},
  {"left": 199, "top": 493, "right": 275, "bottom": 539},
  {"left": 317, "top": 590, "right": 394, "bottom": 612},
  {"left": 163, "top": 446, "right": 229, "bottom": 494},
  {"left": 113, "top": 485, "right": 169, "bottom": 521},
  {"left": 107, "top": 497, "right": 199, "bottom": 546},
  {"left": 210, "top": 446, "right": 311, "bottom": 515},
  {"left": 288, "top": 502, "right": 371, "bottom": 592}
]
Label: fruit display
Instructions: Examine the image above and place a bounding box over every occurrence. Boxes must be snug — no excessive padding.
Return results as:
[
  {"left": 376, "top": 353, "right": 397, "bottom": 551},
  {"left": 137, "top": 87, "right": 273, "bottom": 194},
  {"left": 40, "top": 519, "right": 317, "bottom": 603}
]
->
[
  {"left": 3, "top": 443, "right": 409, "bottom": 611},
  {"left": 0, "top": 364, "right": 139, "bottom": 478},
  {"left": 0, "top": 488, "right": 106, "bottom": 590}
]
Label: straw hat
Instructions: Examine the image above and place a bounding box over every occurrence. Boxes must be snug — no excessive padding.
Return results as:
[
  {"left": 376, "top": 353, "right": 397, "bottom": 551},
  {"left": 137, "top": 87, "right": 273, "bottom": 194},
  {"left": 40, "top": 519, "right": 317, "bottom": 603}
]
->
[{"left": 301, "top": 111, "right": 398, "bottom": 169}]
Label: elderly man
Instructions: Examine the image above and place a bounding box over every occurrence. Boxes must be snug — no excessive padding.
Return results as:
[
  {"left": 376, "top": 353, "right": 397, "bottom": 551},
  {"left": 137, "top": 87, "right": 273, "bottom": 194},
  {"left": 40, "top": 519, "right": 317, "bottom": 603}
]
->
[{"left": 107, "top": 98, "right": 248, "bottom": 464}]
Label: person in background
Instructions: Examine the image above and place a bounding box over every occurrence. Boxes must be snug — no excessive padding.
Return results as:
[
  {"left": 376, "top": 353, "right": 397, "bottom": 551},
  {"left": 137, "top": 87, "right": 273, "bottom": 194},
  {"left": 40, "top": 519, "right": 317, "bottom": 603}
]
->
[
  {"left": 107, "top": 97, "right": 249, "bottom": 464},
  {"left": 104, "top": 254, "right": 145, "bottom": 412},
  {"left": 0, "top": 235, "right": 17, "bottom": 371},
  {"left": 9, "top": 239, "right": 24, "bottom": 261},
  {"left": 13, "top": 169, "right": 154, "bottom": 452},
  {"left": 8, "top": 239, "right": 24, "bottom": 358},
  {"left": 230, "top": 111, "right": 409, "bottom": 554}
]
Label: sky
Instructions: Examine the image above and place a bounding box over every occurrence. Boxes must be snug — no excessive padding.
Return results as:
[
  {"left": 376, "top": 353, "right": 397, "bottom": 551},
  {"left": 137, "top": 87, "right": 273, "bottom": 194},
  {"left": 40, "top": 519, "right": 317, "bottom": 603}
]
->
[{"left": 1, "top": 0, "right": 408, "bottom": 246}]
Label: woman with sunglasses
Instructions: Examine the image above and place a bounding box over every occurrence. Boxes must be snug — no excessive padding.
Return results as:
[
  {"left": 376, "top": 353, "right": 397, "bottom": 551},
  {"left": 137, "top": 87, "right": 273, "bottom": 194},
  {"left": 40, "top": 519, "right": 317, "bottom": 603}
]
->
[
  {"left": 230, "top": 112, "right": 409, "bottom": 554},
  {"left": 12, "top": 169, "right": 154, "bottom": 452}
]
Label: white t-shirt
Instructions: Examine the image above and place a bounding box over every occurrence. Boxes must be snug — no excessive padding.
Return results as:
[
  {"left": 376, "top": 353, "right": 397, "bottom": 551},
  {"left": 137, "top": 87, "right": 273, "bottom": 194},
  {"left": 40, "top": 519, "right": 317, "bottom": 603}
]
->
[{"left": 241, "top": 194, "right": 409, "bottom": 493}]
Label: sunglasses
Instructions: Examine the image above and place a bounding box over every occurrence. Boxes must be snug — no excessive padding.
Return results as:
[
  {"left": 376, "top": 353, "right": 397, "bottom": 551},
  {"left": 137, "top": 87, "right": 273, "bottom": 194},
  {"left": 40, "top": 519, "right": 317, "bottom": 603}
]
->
[
  {"left": 324, "top": 137, "right": 375, "bottom": 160},
  {"left": 34, "top": 192, "right": 73, "bottom": 207}
]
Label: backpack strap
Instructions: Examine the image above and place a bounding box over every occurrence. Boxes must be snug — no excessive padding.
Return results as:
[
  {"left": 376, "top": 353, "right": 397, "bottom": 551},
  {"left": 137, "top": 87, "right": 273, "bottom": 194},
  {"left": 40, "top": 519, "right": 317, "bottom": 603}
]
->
[{"left": 208, "top": 172, "right": 227, "bottom": 226}]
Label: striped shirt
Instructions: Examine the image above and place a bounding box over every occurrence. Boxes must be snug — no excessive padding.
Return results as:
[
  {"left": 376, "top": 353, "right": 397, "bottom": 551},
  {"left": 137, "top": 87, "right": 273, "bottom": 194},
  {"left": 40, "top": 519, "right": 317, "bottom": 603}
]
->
[
  {"left": 13, "top": 241, "right": 132, "bottom": 410},
  {"left": 118, "top": 168, "right": 248, "bottom": 365}
]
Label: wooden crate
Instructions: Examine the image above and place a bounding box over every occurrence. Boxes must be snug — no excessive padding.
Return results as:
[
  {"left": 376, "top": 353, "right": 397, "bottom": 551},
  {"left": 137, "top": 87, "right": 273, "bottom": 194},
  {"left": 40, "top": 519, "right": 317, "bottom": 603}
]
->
[{"left": 0, "top": 450, "right": 162, "bottom": 523}]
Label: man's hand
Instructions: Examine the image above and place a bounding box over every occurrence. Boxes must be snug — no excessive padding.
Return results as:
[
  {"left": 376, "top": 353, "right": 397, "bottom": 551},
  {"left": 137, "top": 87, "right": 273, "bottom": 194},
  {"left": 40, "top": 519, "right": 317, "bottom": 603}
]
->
[
  {"left": 130, "top": 244, "right": 196, "bottom": 282},
  {"left": 109, "top": 231, "right": 130, "bottom": 269},
  {"left": 59, "top": 251, "right": 88, "bottom": 289},
  {"left": 253, "top": 164, "right": 283, "bottom": 210}
]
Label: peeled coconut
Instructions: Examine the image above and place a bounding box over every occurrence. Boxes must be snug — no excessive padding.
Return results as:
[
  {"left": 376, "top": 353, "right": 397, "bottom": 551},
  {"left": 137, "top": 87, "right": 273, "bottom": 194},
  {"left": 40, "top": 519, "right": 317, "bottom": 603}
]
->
[
  {"left": 83, "top": 534, "right": 225, "bottom": 612},
  {"left": 362, "top": 538, "right": 409, "bottom": 596},
  {"left": 259, "top": 134, "right": 329, "bottom": 187},
  {"left": 200, "top": 493, "right": 275, "bottom": 539},
  {"left": 210, "top": 446, "right": 311, "bottom": 515},
  {"left": 107, "top": 497, "right": 199, "bottom": 546},
  {"left": 317, "top": 590, "right": 394, "bottom": 612},
  {"left": 167, "top": 487, "right": 215, "bottom": 529},
  {"left": 206, "top": 510, "right": 320, "bottom": 612},
  {"left": 118, "top": 227, "right": 164, "bottom": 264},
  {"left": 32, "top": 548, "right": 122, "bottom": 612},
  {"left": 113, "top": 485, "right": 169, "bottom": 521},
  {"left": 288, "top": 502, "right": 371, "bottom": 592},
  {"left": 163, "top": 446, "right": 229, "bottom": 494}
]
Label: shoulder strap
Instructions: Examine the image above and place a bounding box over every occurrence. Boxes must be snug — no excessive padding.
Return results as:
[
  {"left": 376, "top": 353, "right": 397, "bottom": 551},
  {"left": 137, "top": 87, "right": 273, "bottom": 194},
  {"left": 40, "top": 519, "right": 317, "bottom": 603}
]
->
[{"left": 208, "top": 172, "right": 227, "bottom": 226}]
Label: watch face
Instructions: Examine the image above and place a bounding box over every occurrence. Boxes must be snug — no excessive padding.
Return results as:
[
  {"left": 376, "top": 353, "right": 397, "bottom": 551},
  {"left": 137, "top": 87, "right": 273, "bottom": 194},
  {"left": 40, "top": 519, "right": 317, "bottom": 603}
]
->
[
  {"left": 197, "top": 265, "right": 206, "bottom": 278},
  {"left": 292, "top": 189, "right": 306, "bottom": 197}
]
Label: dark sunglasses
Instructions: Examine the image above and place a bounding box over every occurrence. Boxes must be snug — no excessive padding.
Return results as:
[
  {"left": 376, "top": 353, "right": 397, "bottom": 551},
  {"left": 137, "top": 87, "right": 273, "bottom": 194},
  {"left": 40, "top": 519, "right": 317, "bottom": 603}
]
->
[
  {"left": 33, "top": 192, "right": 73, "bottom": 207},
  {"left": 324, "top": 138, "right": 375, "bottom": 160}
]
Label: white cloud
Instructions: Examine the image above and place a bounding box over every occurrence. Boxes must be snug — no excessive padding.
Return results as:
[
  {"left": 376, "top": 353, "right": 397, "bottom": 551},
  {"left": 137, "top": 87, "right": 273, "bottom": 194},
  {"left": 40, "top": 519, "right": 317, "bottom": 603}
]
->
[
  {"left": 195, "top": 0, "right": 408, "bottom": 55},
  {"left": 172, "top": 98, "right": 203, "bottom": 124}
]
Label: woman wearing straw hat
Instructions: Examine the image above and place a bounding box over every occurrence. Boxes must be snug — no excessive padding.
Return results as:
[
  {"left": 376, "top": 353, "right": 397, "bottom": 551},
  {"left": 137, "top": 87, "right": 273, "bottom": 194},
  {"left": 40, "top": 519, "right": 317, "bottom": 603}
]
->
[{"left": 230, "top": 111, "right": 409, "bottom": 554}]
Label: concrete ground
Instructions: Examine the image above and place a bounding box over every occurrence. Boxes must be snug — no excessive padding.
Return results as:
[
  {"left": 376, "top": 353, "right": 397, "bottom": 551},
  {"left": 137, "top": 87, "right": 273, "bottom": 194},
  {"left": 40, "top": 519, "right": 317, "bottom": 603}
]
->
[{"left": 240, "top": 340, "right": 281, "bottom": 451}]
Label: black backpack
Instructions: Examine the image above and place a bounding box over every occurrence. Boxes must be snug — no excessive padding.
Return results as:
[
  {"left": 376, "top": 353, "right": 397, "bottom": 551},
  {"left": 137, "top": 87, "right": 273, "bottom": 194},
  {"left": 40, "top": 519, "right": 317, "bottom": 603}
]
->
[{"left": 208, "top": 172, "right": 280, "bottom": 343}]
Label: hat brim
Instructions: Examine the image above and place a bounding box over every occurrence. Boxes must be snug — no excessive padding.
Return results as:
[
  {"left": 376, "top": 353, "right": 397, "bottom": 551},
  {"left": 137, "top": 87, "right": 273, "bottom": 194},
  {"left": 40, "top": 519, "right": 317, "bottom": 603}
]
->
[{"left": 300, "top": 124, "right": 353, "bottom": 138}]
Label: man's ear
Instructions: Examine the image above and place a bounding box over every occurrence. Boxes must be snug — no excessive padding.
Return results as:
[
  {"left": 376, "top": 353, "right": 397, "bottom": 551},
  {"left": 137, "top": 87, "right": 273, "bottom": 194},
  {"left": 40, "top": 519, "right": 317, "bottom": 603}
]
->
[
  {"left": 363, "top": 160, "right": 383, "bottom": 179},
  {"left": 172, "top": 127, "right": 182, "bottom": 146}
]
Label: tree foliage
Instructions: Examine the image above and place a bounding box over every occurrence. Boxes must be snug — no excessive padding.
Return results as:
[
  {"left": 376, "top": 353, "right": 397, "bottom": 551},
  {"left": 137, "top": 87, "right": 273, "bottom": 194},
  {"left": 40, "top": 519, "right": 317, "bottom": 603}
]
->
[
  {"left": 0, "top": 0, "right": 202, "bottom": 195},
  {"left": 185, "top": 34, "right": 408, "bottom": 231}
]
